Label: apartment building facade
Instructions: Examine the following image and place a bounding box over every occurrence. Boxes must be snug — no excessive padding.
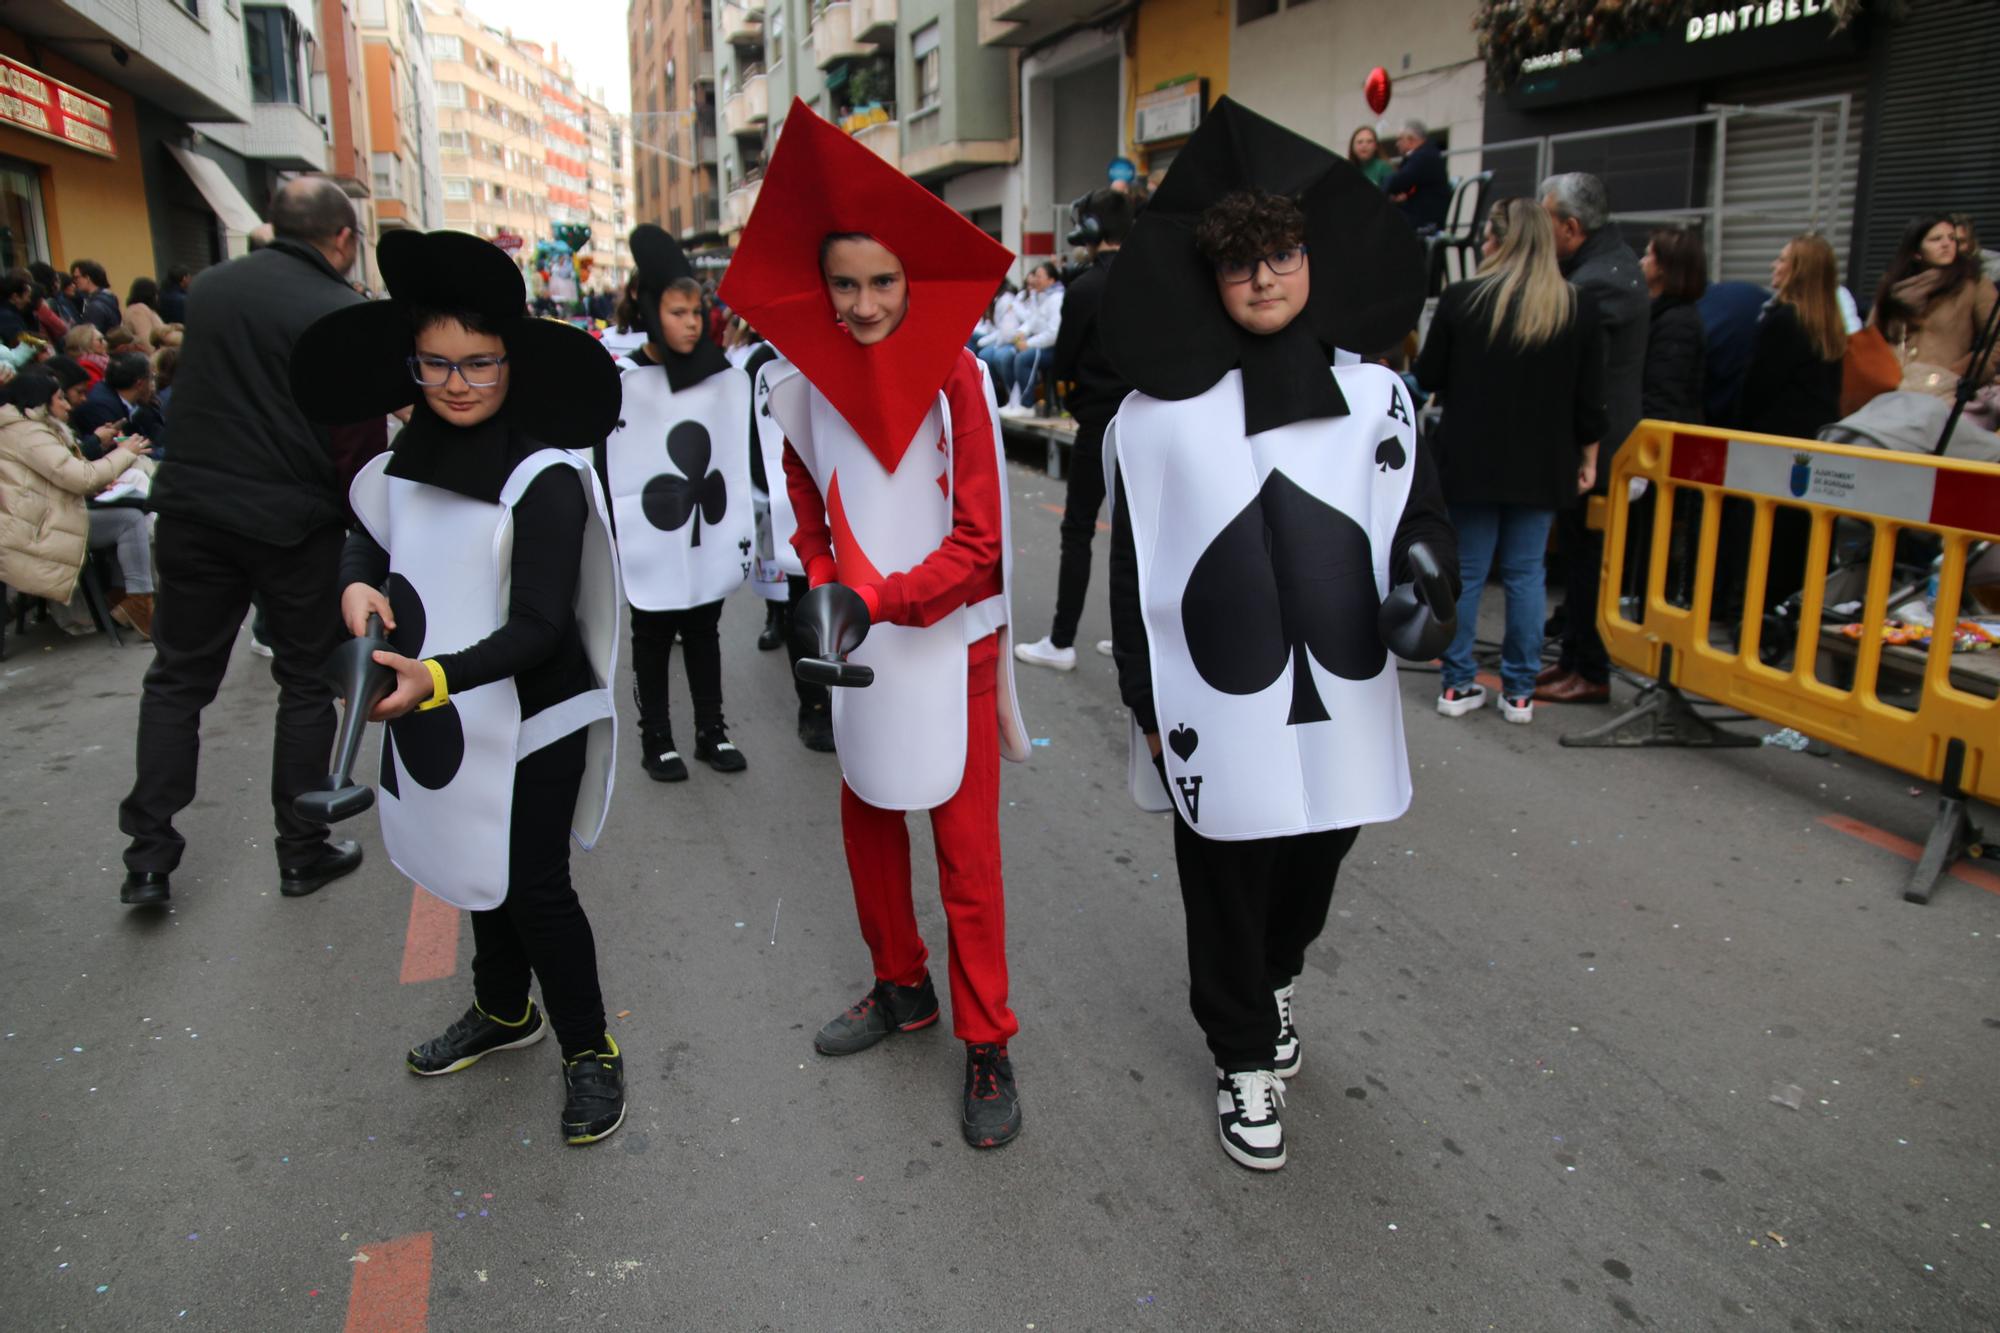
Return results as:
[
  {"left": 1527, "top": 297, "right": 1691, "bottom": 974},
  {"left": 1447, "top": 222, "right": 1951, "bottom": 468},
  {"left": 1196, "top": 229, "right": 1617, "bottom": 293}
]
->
[{"left": 630, "top": 0, "right": 723, "bottom": 246}]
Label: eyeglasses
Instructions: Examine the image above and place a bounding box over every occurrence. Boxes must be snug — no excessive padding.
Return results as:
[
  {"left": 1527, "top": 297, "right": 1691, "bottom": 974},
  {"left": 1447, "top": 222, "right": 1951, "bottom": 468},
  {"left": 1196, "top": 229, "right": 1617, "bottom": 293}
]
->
[
  {"left": 1215, "top": 244, "right": 1309, "bottom": 285},
  {"left": 407, "top": 354, "right": 509, "bottom": 388}
]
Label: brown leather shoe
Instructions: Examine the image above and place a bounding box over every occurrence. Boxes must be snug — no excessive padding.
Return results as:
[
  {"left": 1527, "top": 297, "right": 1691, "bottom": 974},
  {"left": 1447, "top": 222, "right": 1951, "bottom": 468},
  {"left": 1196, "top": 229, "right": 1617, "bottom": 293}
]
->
[
  {"left": 1536, "top": 673, "right": 1610, "bottom": 704},
  {"left": 111, "top": 593, "right": 154, "bottom": 640},
  {"left": 1535, "top": 662, "right": 1572, "bottom": 687}
]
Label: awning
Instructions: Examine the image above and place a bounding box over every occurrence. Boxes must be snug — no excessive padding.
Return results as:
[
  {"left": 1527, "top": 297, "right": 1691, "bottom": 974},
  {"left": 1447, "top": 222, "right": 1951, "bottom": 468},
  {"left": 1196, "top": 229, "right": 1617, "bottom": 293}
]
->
[{"left": 166, "top": 143, "right": 263, "bottom": 238}]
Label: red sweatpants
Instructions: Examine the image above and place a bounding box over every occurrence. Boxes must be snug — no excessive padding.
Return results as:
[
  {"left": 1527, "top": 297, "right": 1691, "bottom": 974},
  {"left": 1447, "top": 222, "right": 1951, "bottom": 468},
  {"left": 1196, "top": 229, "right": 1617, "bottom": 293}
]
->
[{"left": 839, "top": 636, "right": 1016, "bottom": 1046}]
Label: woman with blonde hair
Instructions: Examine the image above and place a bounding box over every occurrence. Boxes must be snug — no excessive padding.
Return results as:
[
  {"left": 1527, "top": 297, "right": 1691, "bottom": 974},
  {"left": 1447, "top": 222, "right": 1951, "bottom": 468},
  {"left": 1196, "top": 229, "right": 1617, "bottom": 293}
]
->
[
  {"left": 1415, "top": 196, "right": 1606, "bottom": 724},
  {"left": 1731, "top": 233, "right": 1845, "bottom": 439}
]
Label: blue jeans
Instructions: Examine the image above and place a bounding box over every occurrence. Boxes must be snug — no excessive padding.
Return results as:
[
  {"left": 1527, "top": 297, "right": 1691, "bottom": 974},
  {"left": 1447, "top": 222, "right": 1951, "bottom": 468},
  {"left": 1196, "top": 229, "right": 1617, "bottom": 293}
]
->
[
  {"left": 1439, "top": 502, "right": 1555, "bottom": 699},
  {"left": 1009, "top": 346, "right": 1047, "bottom": 398},
  {"left": 978, "top": 345, "right": 1018, "bottom": 393}
]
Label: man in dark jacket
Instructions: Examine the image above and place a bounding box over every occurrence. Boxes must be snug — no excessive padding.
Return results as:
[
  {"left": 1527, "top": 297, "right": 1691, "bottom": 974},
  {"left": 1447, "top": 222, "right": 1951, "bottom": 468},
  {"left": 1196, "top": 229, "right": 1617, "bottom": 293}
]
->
[
  {"left": 1013, "top": 188, "right": 1136, "bottom": 671},
  {"left": 70, "top": 259, "right": 121, "bottom": 333},
  {"left": 71, "top": 352, "right": 151, "bottom": 445},
  {"left": 1387, "top": 121, "right": 1452, "bottom": 232},
  {"left": 117, "top": 176, "right": 379, "bottom": 909},
  {"left": 157, "top": 266, "right": 193, "bottom": 324},
  {"left": 1536, "top": 171, "right": 1649, "bottom": 705}
]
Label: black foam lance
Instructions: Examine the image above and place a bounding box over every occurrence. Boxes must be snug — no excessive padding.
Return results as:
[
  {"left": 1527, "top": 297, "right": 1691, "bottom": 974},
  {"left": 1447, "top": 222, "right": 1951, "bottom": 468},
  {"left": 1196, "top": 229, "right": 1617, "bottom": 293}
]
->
[
  {"left": 792, "top": 583, "right": 874, "bottom": 688},
  {"left": 294, "top": 612, "right": 396, "bottom": 823},
  {"left": 1378, "top": 540, "right": 1458, "bottom": 662}
]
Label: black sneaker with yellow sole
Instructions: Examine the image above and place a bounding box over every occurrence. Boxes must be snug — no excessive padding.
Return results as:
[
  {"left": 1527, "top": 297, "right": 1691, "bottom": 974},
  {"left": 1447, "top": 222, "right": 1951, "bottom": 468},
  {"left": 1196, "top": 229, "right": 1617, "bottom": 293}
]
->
[
  {"left": 562, "top": 1036, "right": 626, "bottom": 1145},
  {"left": 407, "top": 1001, "right": 547, "bottom": 1076}
]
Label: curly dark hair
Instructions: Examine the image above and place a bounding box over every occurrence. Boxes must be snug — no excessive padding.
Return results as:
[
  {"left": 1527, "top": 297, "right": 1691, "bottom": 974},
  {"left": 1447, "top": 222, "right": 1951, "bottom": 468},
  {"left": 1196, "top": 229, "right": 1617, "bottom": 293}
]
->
[{"left": 1193, "top": 190, "right": 1307, "bottom": 267}]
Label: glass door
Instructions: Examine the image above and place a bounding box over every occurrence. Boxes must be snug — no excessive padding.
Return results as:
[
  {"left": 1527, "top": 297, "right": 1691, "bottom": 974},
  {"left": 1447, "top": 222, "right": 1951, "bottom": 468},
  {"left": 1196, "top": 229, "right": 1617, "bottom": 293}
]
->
[{"left": 0, "top": 158, "right": 50, "bottom": 270}]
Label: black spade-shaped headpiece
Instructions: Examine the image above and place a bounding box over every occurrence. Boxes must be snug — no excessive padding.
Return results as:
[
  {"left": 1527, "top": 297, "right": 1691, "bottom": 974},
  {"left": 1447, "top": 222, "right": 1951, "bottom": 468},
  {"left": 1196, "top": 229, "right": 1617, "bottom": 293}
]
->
[
  {"left": 630, "top": 224, "right": 731, "bottom": 390},
  {"left": 290, "top": 229, "right": 621, "bottom": 448},
  {"left": 1100, "top": 97, "right": 1426, "bottom": 434}
]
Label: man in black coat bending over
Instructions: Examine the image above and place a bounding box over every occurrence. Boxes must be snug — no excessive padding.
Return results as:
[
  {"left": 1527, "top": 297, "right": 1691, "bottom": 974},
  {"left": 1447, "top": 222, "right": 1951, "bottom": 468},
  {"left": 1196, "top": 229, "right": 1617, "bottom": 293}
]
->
[
  {"left": 117, "top": 177, "right": 381, "bottom": 907},
  {"left": 1014, "top": 187, "right": 1137, "bottom": 672}
]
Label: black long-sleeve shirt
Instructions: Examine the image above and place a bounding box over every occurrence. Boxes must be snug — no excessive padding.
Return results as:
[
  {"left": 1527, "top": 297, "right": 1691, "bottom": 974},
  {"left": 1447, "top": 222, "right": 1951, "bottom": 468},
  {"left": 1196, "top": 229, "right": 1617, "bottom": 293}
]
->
[
  {"left": 1108, "top": 421, "right": 1457, "bottom": 736},
  {"left": 339, "top": 465, "right": 594, "bottom": 718},
  {"left": 1051, "top": 250, "right": 1130, "bottom": 426}
]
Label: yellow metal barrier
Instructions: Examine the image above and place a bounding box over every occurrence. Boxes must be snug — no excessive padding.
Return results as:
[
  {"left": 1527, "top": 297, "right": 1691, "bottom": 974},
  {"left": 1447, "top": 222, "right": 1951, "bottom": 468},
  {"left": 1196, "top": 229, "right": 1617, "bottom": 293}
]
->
[{"left": 1565, "top": 421, "right": 2000, "bottom": 903}]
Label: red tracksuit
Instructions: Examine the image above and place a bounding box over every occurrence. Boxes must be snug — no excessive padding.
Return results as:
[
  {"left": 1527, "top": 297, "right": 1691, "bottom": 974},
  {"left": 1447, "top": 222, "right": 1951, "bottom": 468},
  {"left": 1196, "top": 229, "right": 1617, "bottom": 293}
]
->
[{"left": 781, "top": 350, "right": 1016, "bottom": 1046}]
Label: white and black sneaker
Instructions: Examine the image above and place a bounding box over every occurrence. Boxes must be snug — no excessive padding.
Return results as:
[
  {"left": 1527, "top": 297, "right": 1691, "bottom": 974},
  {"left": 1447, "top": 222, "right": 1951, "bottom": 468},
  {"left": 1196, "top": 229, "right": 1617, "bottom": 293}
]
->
[
  {"left": 1274, "top": 983, "right": 1301, "bottom": 1077},
  {"left": 1216, "top": 1068, "right": 1287, "bottom": 1171},
  {"left": 1437, "top": 683, "right": 1486, "bottom": 717}
]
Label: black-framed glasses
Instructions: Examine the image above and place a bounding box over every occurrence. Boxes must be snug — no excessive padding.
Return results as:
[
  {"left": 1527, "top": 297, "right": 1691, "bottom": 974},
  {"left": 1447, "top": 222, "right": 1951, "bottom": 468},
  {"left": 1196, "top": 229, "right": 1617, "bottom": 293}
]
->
[
  {"left": 408, "top": 354, "right": 509, "bottom": 388},
  {"left": 1215, "top": 243, "right": 1309, "bottom": 285}
]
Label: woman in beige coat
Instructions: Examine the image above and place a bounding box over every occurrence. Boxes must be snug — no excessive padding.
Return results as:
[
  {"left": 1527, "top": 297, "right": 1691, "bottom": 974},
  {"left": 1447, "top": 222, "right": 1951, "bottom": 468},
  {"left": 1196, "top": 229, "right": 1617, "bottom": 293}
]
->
[
  {"left": 120, "top": 278, "right": 166, "bottom": 350},
  {"left": 0, "top": 365, "right": 157, "bottom": 636},
  {"left": 1872, "top": 213, "right": 2000, "bottom": 400}
]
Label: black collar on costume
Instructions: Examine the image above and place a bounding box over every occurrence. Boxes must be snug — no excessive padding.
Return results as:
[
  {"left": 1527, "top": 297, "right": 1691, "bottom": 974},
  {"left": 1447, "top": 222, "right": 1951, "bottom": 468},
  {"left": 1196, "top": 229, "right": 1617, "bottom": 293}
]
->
[
  {"left": 386, "top": 402, "right": 540, "bottom": 504},
  {"left": 1239, "top": 321, "right": 1350, "bottom": 434},
  {"left": 638, "top": 321, "right": 732, "bottom": 391}
]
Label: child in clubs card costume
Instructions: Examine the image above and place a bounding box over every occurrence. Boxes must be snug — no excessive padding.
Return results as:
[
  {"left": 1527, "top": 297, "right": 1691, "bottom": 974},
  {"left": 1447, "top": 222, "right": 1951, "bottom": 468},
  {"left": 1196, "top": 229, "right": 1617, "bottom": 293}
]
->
[
  {"left": 598, "top": 226, "right": 752, "bottom": 782},
  {"left": 1101, "top": 100, "right": 1459, "bottom": 1171},
  {"left": 719, "top": 102, "right": 1032, "bottom": 1149},
  {"left": 290, "top": 230, "right": 629, "bottom": 1146}
]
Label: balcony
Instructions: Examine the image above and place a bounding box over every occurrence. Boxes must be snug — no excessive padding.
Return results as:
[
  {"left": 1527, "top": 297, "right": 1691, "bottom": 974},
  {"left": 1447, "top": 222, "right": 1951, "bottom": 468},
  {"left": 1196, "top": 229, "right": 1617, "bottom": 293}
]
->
[
  {"left": 722, "top": 71, "right": 770, "bottom": 137},
  {"left": 851, "top": 115, "right": 899, "bottom": 172},
  {"left": 812, "top": 3, "right": 872, "bottom": 69},
  {"left": 854, "top": 0, "right": 898, "bottom": 43},
  {"left": 697, "top": 132, "right": 720, "bottom": 164},
  {"left": 720, "top": 0, "right": 764, "bottom": 48},
  {"left": 692, "top": 51, "right": 716, "bottom": 86},
  {"left": 724, "top": 177, "right": 763, "bottom": 233},
  {"left": 979, "top": 0, "right": 1118, "bottom": 47},
  {"left": 198, "top": 102, "right": 330, "bottom": 171}
]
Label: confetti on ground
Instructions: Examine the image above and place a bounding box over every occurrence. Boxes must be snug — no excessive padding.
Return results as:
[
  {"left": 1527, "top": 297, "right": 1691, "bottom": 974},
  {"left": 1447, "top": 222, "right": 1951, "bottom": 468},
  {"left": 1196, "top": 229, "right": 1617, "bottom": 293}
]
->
[
  {"left": 616, "top": 1010, "right": 631, "bottom": 1019},
  {"left": 1767, "top": 1232, "right": 1788, "bottom": 1248},
  {"left": 1031, "top": 737, "right": 1052, "bottom": 747}
]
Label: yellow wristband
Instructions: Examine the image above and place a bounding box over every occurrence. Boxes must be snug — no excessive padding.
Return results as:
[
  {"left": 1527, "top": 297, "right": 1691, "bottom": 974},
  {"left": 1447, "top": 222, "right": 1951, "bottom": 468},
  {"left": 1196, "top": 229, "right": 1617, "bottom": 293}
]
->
[{"left": 417, "top": 658, "right": 450, "bottom": 711}]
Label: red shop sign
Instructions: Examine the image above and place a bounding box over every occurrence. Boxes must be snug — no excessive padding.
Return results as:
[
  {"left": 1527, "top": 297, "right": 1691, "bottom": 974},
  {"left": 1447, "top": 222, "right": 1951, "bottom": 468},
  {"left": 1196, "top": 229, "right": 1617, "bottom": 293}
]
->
[{"left": 0, "top": 54, "right": 115, "bottom": 158}]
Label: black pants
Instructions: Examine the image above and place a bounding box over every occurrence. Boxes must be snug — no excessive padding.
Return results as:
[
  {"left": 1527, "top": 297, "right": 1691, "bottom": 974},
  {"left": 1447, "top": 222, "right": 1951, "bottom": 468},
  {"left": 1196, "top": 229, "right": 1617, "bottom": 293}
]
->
[
  {"left": 630, "top": 599, "right": 725, "bottom": 744},
  {"left": 470, "top": 729, "right": 606, "bottom": 1060},
  {"left": 1172, "top": 812, "right": 1361, "bottom": 1072},
  {"left": 1050, "top": 417, "right": 1109, "bottom": 650},
  {"left": 1555, "top": 505, "right": 1609, "bottom": 684},
  {"left": 120, "top": 517, "right": 345, "bottom": 874},
  {"left": 782, "top": 574, "right": 830, "bottom": 712}
]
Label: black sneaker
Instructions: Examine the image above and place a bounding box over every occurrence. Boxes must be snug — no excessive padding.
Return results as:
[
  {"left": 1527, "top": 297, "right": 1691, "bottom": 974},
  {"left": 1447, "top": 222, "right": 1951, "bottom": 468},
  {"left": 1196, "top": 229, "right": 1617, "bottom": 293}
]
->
[
  {"left": 797, "top": 703, "right": 835, "bottom": 753},
  {"left": 562, "top": 1036, "right": 626, "bottom": 1145},
  {"left": 962, "top": 1043, "right": 1022, "bottom": 1148},
  {"left": 120, "top": 870, "right": 171, "bottom": 907},
  {"left": 279, "top": 838, "right": 362, "bottom": 898},
  {"left": 813, "top": 974, "right": 940, "bottom": 1055},
  {"left": 1216, "top": 1068, "right": 1287, "bottom": 1171},
  {"left": 695, "top": 725, "right": 747, "bottom": 773},
  {"left": 1274, "top": 983, "right": 1301, "bottom": 1077},
  {"left": 757, "top": 604, "right": 785, "bottom": 651},
  {"left": 641, "top": 737, "right": 689, "bottom": 782},
  {"left": 407, "top": 1001, "right": 547, "bottom": 1076}
]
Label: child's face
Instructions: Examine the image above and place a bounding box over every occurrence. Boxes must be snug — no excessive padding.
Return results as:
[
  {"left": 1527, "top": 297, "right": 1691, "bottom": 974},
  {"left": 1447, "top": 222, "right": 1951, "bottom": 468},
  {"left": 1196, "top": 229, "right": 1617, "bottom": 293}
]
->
[
  {"left": 413, "top": 318, "right": 510, "bottom": 428},
  {"left": 1214, "top": 245, "right": 1310, "bottom": 337},
  {"left": 823, "top": 238, "right": 908, "bottom": 345},
  {"left": 657, "top": 289, "right": 705, "bottom": 356}
]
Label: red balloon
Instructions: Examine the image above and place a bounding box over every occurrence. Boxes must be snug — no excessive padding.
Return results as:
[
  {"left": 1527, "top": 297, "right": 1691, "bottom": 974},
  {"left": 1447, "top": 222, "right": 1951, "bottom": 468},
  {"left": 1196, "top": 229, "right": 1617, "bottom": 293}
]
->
[{"left": 1365, "top": 66, "right": 1392, "bottom": 116}]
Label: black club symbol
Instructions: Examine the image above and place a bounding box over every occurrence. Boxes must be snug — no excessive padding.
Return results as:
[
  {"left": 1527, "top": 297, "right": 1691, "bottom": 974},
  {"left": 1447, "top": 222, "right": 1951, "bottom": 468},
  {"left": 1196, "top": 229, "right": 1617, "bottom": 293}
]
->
[{"left": 641, "top": 421, "right": 728, "bottom": 545}]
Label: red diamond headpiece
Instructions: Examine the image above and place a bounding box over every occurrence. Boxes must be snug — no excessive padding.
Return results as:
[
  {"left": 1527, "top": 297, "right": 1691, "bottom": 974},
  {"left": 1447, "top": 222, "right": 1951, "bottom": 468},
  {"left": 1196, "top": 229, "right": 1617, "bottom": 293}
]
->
[{"left": 720, "top": 99, "right": 1014, "bottom": 470}]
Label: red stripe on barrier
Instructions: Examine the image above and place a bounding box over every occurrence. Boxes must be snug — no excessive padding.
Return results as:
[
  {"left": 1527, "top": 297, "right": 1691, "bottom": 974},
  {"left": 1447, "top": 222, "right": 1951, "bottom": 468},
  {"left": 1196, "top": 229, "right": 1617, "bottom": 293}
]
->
[
  {"left": 343, "top": 1231, "right": 432, "bottom": 1333},
  {"left": 1817, "top": 815, "right": 2000, "bottom": 895},
  {"left": 1927, "top": 468, "right": 2000, "bottom": 539},
  {"left": 1669, "top": 433, "right": 1727, "bottom": 485},
  {"left": 399, "top": 886, "right": 460, "bottom": 984}
]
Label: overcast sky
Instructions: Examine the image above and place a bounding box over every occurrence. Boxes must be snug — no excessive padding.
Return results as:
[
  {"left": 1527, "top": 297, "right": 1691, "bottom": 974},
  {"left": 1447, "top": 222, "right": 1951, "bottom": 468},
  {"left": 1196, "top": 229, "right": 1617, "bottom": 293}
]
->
[{"left": 453, "top": 0, "right": 634, "bottom": 112}]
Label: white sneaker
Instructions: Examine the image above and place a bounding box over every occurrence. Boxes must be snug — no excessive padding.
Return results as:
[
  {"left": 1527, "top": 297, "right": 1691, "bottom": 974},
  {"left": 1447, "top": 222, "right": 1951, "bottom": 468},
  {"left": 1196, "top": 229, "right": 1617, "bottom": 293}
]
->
[
  {"left": 1500, "top": 693, "right": 1534, "bottom": 724},
  {"left": 998, "top": 403, "right": 1035, "bottom": 419},
  {"left": 248, "top": 635, "right": 274, "bottom": 658},
  {"left": 1094, "top": 639, "right": 1113, "bottom": 657},
  {"left": 1013, "top": 636, "right": 1076, "bottom": 671},
  {"left": 1216, "top": 1068, "right": 1287, "bottom": 1171},
  {"left": 1437, "top": 683, "right": 1485, "bottom": 717},
  {"left": 1273, "top": 983, "right": 1300, "bottom": 1077}
]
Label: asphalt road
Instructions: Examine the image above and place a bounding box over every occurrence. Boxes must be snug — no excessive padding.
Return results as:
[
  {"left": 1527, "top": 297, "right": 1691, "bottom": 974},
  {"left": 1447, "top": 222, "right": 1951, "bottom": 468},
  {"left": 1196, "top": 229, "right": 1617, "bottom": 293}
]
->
[{"left": 3, "top": 460, "right": 1997, "bottom": 1331}]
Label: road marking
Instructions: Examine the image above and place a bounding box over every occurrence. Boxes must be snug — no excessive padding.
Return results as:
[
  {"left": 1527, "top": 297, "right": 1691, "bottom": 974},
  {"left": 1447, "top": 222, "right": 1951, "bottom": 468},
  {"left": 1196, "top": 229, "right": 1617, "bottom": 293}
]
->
[
  {"left": 1037, "top": 502, "right": 1109, "bottom": 533},
  {"left": 399, "top": 886, "right": 460, "bottom": 984},
  {"left": 1817, "top": 815, "right": 2000, "bottom": 895},
  {"left": 343, "top": 1231, "right": 431, "bottom": 1332}
]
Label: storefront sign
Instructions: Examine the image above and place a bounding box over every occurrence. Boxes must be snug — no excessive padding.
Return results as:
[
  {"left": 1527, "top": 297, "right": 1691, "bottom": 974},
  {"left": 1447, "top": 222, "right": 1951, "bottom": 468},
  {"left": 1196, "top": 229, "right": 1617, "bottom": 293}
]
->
[
  {"left": 0, "top": 55, "right": 115, "bottom": 158},
  {"left": 1684, "top": 0, "right": 1834, "bottom": 44},
  {"left": 1135, "top": 81, "right": 1205, "bottom": 145},
  {"left": 492, "top": 230, "right": 524, "bottom": 254}
]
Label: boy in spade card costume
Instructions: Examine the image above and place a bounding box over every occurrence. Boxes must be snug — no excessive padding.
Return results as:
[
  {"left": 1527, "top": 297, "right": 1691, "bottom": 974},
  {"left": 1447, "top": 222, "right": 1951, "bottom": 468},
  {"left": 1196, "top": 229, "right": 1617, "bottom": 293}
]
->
[
  {"left": 598, "top": 225, "right": 753, "bottom": 782},
  {"left": 719, "top": 102, "right": 1033, "bottom": 1149},
  {"left": 1101, "top": 100, "right": 1459, "bottom": 1171},
  {"left": 291, "top": 230, "right": 630, "bottom": 1146}
]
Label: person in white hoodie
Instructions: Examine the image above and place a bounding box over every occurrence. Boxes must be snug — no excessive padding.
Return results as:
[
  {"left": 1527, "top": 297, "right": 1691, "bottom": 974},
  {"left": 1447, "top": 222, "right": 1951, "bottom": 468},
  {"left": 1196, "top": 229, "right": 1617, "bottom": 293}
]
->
[
  {"left": 998, "top": 263, "right": 1065, "bottom": 417},
  {"left": 974, "top": 283, "right": 1024, "bottom": 381}
]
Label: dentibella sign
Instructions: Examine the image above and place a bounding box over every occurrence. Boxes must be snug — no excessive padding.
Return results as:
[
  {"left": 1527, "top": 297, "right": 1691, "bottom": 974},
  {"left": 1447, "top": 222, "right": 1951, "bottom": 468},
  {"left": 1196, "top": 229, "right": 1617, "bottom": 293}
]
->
[
  {"left": 1684, "top": 0, "right": 1833, "bottom": 43},
  {"left": 0, "top": 55, "right": 115, "bottom": 159}
]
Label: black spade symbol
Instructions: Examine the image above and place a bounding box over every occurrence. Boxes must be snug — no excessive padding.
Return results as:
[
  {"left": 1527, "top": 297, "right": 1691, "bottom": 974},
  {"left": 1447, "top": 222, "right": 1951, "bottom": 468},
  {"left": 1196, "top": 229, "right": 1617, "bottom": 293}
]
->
[
  {"left": 1181, "top": 469, "right": 1385, "bottom": 725},
  {"left": 1168, "top": 725, "right": 1200, "bottom": 761},
  {"left": 380, "top": 572, "right": 464, "bottom": 791},
  {"left": 1375, "top": 435, "right": 1407, "bottom": 472},
  {"left": 641, "top": 420, "right": 728, "bottom": 545}
]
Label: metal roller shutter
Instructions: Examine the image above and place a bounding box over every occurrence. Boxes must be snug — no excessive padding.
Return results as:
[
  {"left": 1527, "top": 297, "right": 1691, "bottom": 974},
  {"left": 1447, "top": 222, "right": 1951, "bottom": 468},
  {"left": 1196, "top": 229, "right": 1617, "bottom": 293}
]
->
[{"left": 1710, "top": 63, "right": 1868, "bottom": 287}]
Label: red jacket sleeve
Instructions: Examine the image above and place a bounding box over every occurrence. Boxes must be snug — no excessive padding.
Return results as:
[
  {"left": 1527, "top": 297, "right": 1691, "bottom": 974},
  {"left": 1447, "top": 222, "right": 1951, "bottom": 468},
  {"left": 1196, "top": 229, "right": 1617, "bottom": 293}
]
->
[{"left": 782, "top": 438, "right": 838, "bottom": 589}]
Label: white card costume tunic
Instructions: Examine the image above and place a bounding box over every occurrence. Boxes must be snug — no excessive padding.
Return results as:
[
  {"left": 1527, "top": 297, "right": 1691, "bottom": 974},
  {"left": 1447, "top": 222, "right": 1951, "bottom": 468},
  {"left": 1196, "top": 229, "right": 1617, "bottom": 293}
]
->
[
  {"left": 602, "top": 360, "right": 752, "bottom": 611},
  {"left": 1110, "top": 362, "right": 1416, "bottom": 840},
  {"left": 770, "top": 362, "right": 1029, "bottom": 810},
  {"left": 350, "top": 448, "right": 621, "bottom": 909},
  {"left": 751, "top": 356, "right": 803, "bottom": 599}
]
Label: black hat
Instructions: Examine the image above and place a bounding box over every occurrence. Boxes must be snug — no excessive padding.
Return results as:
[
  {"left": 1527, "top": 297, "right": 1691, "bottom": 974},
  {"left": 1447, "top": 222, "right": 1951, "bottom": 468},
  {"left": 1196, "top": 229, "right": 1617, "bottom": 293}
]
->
[
  {"left": 629, "top": 224, "right": 730, "bottom": 390},
  {"left": 1100, "top": 97, "right": 1426, "bottom": 435},
  {"left": 290, "top": 229, "right": 621, "bottom": 448}
]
